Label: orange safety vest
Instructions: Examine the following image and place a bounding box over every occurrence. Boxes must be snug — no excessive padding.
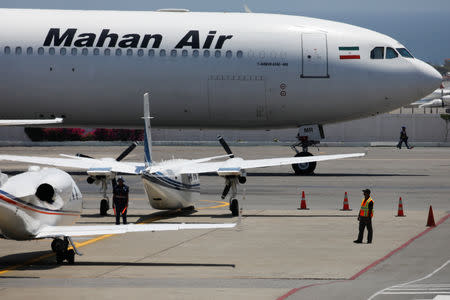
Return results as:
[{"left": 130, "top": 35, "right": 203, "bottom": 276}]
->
[{"left": 359, "top": 197, "right": 374, "bottom": 217}]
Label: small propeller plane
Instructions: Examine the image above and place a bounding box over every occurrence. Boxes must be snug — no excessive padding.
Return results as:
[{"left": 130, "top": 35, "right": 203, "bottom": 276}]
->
[
  {"left": 0, "top": 166, "right": 235, "bottom": 264},
  {"left": 0, "top": 93, "right": 365, "bottom": 217}
]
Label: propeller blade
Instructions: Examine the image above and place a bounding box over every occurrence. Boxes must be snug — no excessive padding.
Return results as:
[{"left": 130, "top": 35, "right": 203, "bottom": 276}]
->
[
  {"left": 116, "top": 142, "right": 138, "bottom": 162},
  {"left": 221, "top": 183, "right": 231, "bottom": 199},
  {"left": 76, "top": 153, "right": 94, "bottom": 159},
  {"left": 217, "top": 135, "right": 234, "bottom": 158}
]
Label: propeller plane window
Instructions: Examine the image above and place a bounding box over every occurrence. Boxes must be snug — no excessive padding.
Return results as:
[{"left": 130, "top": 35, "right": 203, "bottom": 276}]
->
[
  {"left": 396, "top": 48, "right": 414, "bottom": 58},
  {"left": 370, "top": 47, "right": 384, "bottom": 59},
  {"left": 386, "top": 47, "right": 398, "bottom": 59}
]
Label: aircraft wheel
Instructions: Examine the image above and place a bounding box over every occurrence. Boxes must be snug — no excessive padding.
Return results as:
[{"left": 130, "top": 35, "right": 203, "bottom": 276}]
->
[
  {"left": 292, "top": 152, "right": 316, "bottom": 175},
  {"left": 51, "top": 238, "right": 65, "bottom": 253},
  {"left": 100, "top": 199, "right": 109, "bottom": 216},
  {"left": 67, "top": 249, "right": 75, "bottom": 264},
  {"left": 230, "top": 199, "right": 239, "bottom": 216},
  {"left": 56, "top": 252, "right": 64, "bottom": 264}
]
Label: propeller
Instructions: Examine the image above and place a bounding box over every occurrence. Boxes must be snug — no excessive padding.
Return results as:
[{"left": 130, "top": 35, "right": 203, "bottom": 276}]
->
[
  {"left": 115, "top": 142, "right": 138, "bottom": 161},
  {"left": 76, "top": 153, "right": 94, "bottom": 159},
  {"left": 221, "top": 182, "right": 231, "bottom": 199},
  {"left": 217, "top": 135, "right": 234, "bottom": 158}
]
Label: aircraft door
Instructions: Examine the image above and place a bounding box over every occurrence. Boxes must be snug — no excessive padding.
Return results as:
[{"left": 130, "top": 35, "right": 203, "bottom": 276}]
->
[{"left": 301, "top": 33, "right": 329, "bottom": 78}]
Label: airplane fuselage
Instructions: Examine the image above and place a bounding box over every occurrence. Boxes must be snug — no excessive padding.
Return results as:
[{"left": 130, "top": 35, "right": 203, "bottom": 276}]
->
[{"left": 0, "top": 9, "right": 441, "bottom": 128}]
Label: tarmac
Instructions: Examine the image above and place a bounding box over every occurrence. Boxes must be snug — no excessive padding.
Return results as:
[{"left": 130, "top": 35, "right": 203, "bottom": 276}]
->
[{"left": 0, "top": 145, "right": 449, "bottom": 299}]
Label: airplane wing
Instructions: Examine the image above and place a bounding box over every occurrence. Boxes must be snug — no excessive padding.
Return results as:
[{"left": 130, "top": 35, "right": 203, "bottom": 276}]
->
[
  {"left": 0, "top": 118, "right": 63, "bottom": 126},
  {"left": 153, "top": 153, "right": 366, "bottom": 175},
  {"left": 0, "top": 155, "right": 144, "bottom": 175},
  {"left": 35, "top": 222, "right": 236, "bottom": 238}
]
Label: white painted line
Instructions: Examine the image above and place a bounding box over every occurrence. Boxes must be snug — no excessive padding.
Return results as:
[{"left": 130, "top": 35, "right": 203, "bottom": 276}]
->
[{"left": 368, "top": 260, "right": 450, "bottom": 300}]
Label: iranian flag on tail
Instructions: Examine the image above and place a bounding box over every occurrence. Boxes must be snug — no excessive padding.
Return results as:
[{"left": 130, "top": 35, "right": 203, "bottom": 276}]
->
[{"left": 339, "top": 46, "right": 360, "bottom": 60}]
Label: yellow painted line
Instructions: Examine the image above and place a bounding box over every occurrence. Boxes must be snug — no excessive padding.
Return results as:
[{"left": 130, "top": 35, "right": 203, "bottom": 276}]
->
[{"left": 197, "top": 200, "right": 229, "bottom": 210}]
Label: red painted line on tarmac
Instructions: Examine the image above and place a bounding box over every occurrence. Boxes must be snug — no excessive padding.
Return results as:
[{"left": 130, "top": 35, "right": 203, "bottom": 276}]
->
[{"left": 276, "top": 213, "right": 450, "bottom": 300}]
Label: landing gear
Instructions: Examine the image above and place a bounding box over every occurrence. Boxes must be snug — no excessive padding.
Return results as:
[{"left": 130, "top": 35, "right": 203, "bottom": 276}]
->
[
  {"left": 290, "top": 125, "right": 324, "bottom": 176},
  {"left": 100, "top": 198, "right": 109, "bottom": 216},
  {"left": 221, "top": 176, "right": 244, "bottom": 217},
  {"left": 51, "top": 237, "right": 82, "bottom": 264}
]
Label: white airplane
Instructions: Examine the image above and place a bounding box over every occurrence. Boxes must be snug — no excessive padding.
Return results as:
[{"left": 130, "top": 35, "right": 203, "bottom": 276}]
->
[
  {"left": 0, "top": 166, "right": 236, "bottom": 264},
  {"left": 0, "top": 8, "right": 441, "bottom": 174},
  {"left": 411, "top": 85, "right": 450, "bottom": 108},
  {"left": 0, "top": 94, "right": 365, "bottom": 217}
]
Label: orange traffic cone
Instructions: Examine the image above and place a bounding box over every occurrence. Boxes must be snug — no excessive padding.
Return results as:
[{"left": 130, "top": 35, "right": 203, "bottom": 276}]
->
[
  {"left": 298, "top": 191, "right": 309, "bottom": 210},
  {"left": 396, "top": 197, "right": 405, "bottom": 217},
  {"left": 426, "top": 205, "right": 436, "bottom": 227},
  {"left": 340, "top": 192, "right": 352, "bottom": 211}
]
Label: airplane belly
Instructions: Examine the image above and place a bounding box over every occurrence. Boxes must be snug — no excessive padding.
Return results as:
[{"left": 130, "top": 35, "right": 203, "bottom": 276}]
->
[{"left": 142, "top": 175, "right": 199, "bottom": 210}]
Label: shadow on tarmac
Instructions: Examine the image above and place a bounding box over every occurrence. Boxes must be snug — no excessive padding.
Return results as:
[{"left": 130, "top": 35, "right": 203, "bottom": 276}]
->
[{"left": 201, "top": 172, "right": 427, "bottom": 177}]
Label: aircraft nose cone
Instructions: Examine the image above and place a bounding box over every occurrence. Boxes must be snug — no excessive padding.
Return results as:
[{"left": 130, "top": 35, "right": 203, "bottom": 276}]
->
[{"left": 415, "top": 59, "right": 442, "bottom": 97}]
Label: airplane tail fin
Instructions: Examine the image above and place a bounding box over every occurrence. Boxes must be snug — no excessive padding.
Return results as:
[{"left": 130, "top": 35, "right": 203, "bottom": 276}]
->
[{"left": 143, "top": 93, "right": 153, "bottom": 166}]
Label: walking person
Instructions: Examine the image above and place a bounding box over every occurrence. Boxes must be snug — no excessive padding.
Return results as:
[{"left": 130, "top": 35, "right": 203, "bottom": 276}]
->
[
  {"left": 112, "top": 176, "right": 129, "bottom": 225},
  {"left": 397, "top": 126, "right": 412, "bottom": 149},
  {"left": 354, "top": 189, "right": 374, "bottom": 244}
]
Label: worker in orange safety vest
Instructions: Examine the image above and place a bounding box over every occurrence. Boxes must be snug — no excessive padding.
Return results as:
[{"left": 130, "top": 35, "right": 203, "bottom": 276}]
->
[{"left": 354, "top": 189, "right": 374, "bottom": 244}]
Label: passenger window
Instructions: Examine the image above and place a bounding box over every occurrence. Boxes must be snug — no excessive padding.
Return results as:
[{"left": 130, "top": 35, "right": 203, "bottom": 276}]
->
[
  {"left": 370, "top": 47, "right": 384, "bottom": 59},
  {"left": 38, "top": 47, "right": 44, "bottom": 55},
  {"left": 71, "top": 48, "right": 77, "bottom": 56},
  {"left": 396, "top": 48, "right": 414, "bottom": 58},
  {"left": 93, "top": 48, "right": 100, "bottom": 56},
  {"left": 170, "top": 49, "right": 177, "bottom": 57},
  {"left": 203, "top": 50, "right": 210, "bottom": 57},
  {"left": 386, "top": 47, "right": 398, "bottom": 59},
  {"left": 215, "top": 50, "right": 221, "bottom": 58},
  {"left": 15, "top": 47, "right": 22, "bottom": 55},
  {"left": 126, "top": 49, "right": 133, "bottom": 56},
  {"left": 26, "top": 47, "right": 33, "bottom": 55},
  {"left": 160, "top": 49, "right": 166, "bottom": 57},
  {"left": 137, "top": 49, "right": 144, "bottom": 57},
  {"left": 193, "top": 50, "right": 199, "bottom": 57},
  {"left": 60, "top": 48, "right": 67, "bottom": 55},
  {"left": 237, "top": 50, "right": 243, "bottom": 58},
  {"left": 4, "top": 46, "right": 11, "bottom": 55},
  {"left": 82, "top": 48, "right": 88, "bottom": 56},
  {"left": 115, "top": 49, "right": 122, "bottom": 56},
  {"left": 182, "top": 50, "right": 188, "bottom": 57},
  {"left": 226, "top": 50, "right": 232, "bottom": 58},
  {"left": 104, "top": 48, "right": 111, "bottom": 56},
  {"left": 49, "top": 47, "right": 55, "bottom": 55},
  {"left": 148, "top": 49, "right": 155, "bottom": 57}
]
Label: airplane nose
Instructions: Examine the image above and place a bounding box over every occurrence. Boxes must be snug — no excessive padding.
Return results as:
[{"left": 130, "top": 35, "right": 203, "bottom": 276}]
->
[{"left": 415, "top": 59, "right": 442, "bottom": 98}]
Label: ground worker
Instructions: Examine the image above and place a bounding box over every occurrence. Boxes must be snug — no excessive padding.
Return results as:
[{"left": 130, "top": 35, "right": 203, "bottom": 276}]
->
[
  {"left": 397, "top": 126, "right": 412, "bottom": 149},
  {"left": 354, "top": 189, "right": 374, "bottom": 244},
  {"left": 112, "top": 176, "right": 129, "bottom": 225}
]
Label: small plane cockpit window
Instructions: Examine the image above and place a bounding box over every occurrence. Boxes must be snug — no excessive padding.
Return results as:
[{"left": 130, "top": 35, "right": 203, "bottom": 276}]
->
[
  {"left": 396, "top": 48, "right": 414, "bottom": 58},
  {"left": 370, "top": 47, "right": 384, "bottom": 59},
  {"left": 4, "top": 46, "right": 11, "bottom": 55},
  {"left": 386, "top": 47, "right": 398, "bottom": 59}
]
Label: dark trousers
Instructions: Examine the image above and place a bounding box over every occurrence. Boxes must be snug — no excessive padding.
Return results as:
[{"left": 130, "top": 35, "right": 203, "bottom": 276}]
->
[
  {"left": 357, "top": 217, "right": 373, "bottom": 243},
  {"left": 397, "top": 138, "right": 410, "bottom": 149},
  {"left": 114, "top": 204, "right": 127, "bottom": 225}
]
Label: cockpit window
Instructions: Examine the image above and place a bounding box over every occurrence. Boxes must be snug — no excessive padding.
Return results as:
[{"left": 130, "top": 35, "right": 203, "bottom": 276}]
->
[
  {"left": 370, "top": 47, "right": 384, "bottom": 59},
  {"left": 396, "top": 48, "right": 414, "bottom": 58},
  {"left": 386, "top": 47, "right": 398, "bottom": 59}
]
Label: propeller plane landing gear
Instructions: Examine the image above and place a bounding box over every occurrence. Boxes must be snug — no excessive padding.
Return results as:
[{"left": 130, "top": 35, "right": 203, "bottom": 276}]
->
[
  {"left": 51, "top": 237, "right": 80, "bottom": 264},
  {"left": 221, "top": 176, "right": 241, "bottom": 216}
]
